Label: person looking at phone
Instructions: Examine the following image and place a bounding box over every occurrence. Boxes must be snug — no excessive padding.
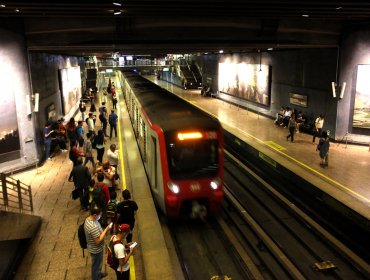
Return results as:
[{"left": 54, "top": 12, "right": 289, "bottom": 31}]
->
[
  {"left": 84, "top": 205, "right": 112, "bottom": 279},
  {"left": 110, "top": 224, "right": 135, "bottom": 280}
]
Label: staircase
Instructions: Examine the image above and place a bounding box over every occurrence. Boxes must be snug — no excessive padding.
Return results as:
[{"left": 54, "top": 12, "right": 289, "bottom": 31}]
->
[
  {"left": 179, "top": 59, "right": 202, "bottom": 89},
  {"left": 0, "top": 173, "right": 41, "bottom": 280}
]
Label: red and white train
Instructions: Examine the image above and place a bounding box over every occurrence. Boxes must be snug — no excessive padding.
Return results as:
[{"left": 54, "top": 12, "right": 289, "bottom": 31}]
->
[{"left": 121, "top": 71, "right": 224, "bottom": 218}]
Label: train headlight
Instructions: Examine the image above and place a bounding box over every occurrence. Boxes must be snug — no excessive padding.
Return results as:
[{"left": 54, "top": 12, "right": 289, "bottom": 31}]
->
[
  {"left": 210, "top": 178, "right": 222, "bottom": 190},
  {"left": 168, "top": 182, "right": 180, "bottom": 194}
]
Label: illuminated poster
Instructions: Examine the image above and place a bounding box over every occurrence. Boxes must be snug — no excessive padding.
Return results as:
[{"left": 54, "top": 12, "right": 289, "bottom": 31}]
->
[
  {"left": 218, "top": 62, "right": 270, "bottom": 106},
  {"left": 0, "top": 71, "right": 21, "bottom": 162},
  {"left": 353, "top": 64, "right": 370, "bottom": 129},
  {"left": 59, "top": 66, "right": 82, "bottom": 115}
]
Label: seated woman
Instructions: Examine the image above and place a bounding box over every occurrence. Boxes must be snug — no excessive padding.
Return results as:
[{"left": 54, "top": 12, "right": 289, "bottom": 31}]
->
[
  {"left": 274, "top": 106, "right": 285, "bottom": 125},
  {"left": 296, "top": 111, "right": 307, "bottom": 133}
]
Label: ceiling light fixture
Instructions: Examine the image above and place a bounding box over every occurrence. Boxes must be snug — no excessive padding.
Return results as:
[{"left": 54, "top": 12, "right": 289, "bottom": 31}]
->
[
  {"left": 114, "top": 10, "right": 122, "bottom": 15},
  {"left": 302, "top": 14, "right": 309, "bottom": 18},
  {"left": 219, "top": 50, "right": 224, "bottom": 54},
  {"left": 113, "top": 2, "right": 122, "bottom": 6},
  {"left": 15, "top": 8, "right": 20, "bottom": 12},
  {"left": 0, "top": 4, "right": 6, "bottom": 8},
  {"left": 336, "top": 6, "right": 342, "bottom": 10}
]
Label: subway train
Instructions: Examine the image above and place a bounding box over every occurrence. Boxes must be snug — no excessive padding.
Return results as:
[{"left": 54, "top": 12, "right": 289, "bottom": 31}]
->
[{"left": 121, "top": 71, "right": 224, "bottom": 218}]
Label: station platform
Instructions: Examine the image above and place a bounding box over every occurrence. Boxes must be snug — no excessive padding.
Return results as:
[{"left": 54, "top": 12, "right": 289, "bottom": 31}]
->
[
  {"left": 10, "top": 77, "right": 178, "bottom": 280},
  {"left": 147, "top": 75, "right": 370, "bottom": 222},
  {"left": 7, "top": 73, "right": 370, "bottom": 279}
]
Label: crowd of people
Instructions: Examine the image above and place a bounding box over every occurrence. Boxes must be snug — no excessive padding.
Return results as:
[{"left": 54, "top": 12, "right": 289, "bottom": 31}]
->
[
  {"left": 44, "top": 81, "right": 139, "bottom": 280},
  {"left": 274, "top": 106, "right": 329, "bottom": 167}
]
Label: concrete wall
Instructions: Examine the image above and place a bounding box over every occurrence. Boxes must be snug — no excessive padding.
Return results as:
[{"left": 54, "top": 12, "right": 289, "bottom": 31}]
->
[
  {"left": 28, "top": 53, "right": 86, "bottom": 160},
  {"left": 196, "top": 48, "right": 338, "bottom": 135},
  {"left": 0, "top": 25, "right": 86, "bottom": 171},
  {"left": 337, "top": 26, "right": 370, "bottom": 139}
]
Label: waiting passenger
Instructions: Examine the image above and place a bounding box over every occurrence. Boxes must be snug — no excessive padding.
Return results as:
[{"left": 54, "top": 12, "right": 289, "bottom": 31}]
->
[
  {"left": 117, "top": 189, "right": 138, "bottom": 243},
  {"left": 274, "top": 106, "right": 285, "bottom": 126},
  {"left": 296, "top": 111, "right": 306, "bottom": 133},
  {"left": 316, "top": 130, "right": 330, "bottom": 168},
  {"left": 282, "top": 107, "right": 292, "bottom": 127},
  {"left": 313, "top": 114, "right": 325, "bottom": 144}
]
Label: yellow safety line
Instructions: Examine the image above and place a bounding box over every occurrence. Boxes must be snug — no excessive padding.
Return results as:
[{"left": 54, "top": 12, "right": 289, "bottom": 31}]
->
[
  {"left": 115, "top": 77, "right": 136, "bottom": 280},
  {"left": 176, "top": 93, "right": 370, "bottom": 204}
]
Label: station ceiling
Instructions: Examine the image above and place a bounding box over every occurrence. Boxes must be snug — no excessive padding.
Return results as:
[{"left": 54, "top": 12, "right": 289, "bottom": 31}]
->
[{"left": 1, "top": 1, "right": 370, "bottom": 57}]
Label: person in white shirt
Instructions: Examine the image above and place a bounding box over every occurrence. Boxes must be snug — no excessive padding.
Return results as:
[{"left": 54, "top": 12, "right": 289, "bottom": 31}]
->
[
  {"left": 313, "top": 114, "right": 324, "bottom": 143},
  {"left": 107, "top": 144, "right": 120, "bottom": 180},
  {"left": 87, "top": 112, "right": 95, "bottom": 135},
  {"left": 111, "top": 224, "right": 135, "bottom": 280}
]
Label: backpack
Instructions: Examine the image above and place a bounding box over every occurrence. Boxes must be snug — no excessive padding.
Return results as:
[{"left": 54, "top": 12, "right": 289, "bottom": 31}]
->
[
  {"left": 85, "top": 117, "right": 89, "bottom": 125},
  {"left": 106, "top": 200, "right": 117, "bottom": 218},
  {"left": 92, "top": 183, "right": 106, "bottom": 208},
  {"left": 107, "top": 238, "right": 122, "bottom": 270},
  {"left": 78, "top": 221, "right": 87, "bottom": 257}
]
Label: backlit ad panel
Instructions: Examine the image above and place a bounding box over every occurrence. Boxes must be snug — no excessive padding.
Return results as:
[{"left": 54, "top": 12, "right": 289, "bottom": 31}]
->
[
  {"left": 0, "top": 71, "right": 21, "bottom": 162},
  {"left": 219, "top": 62, "right": 270, "bottom": 106},
  {"left": 353, "top": 64, "right": 370, "bottom": 129},
  {"left": 59, "top": 66, "right": 82, "bottom": 115}
]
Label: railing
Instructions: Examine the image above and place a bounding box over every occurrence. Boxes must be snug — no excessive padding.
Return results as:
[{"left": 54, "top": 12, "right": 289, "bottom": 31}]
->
[{"left": 0, "top": 173, "right": 33, "bottom": 214}]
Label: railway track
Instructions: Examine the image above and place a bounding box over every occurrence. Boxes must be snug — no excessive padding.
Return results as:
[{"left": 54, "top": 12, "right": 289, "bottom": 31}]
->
[{"left": 221, "top": 150, "right": 370, "bottom": 279}]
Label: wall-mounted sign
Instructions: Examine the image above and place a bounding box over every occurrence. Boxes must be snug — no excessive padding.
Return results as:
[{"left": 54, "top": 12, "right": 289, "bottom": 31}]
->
[{"left": 289, "top": 93, "right": 308, "bottom": 108}]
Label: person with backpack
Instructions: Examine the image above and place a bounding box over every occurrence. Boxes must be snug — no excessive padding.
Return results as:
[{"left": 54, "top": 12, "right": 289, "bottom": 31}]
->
[
  {"left": 117, "top": 189, "right": 138, "bottom": 243},
  {"left": 84, "top": 205, "right": 112, "bottom": 280},
  {"left": 69, "top": 157, "right": 91, "bottom": 210},
  {"left": 317, "top": 130, "right": 330, "bottom": 168},
  {"left": 106, "top": 191, "right": 119, "bottom": 234},
  {"left": 108, "top": 224, "right": 135, "bottom": 280}
]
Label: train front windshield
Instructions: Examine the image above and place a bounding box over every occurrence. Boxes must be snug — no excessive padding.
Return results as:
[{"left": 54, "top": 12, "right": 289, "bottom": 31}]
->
[{"left": 167, "top": 133, "right": 219, "bottom": 180}]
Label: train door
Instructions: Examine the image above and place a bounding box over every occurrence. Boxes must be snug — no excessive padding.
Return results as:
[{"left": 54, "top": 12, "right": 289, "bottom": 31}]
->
[{"left": 149, "top": 136, "right": 158, "bottom": 191}]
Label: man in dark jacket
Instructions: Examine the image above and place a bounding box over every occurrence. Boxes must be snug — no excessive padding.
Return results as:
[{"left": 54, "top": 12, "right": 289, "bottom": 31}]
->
[
  {"left": 116, "top": 189, "right": 138, "bottom": 243},
  {"left": 69, "top": 157, "right": 91, "bottom": 210}
]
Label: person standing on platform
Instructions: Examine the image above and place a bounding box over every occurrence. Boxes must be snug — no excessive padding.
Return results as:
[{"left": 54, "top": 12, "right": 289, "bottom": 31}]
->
[
  {"left": 69, "top": 157, "right": 91, "bottom": 210},
  {"left": 112, "top": 95, "right": 118, "bottom": 109},
  {"left": 95, "top": 129, "right": 106, "bottom": 163},
  {"left": 109, "top": 109, "right": 118, "bottom": 139},
  {"left": 286, "top": 115, "right": 297, "bottom": 142},
  {"left": 313, "top": 114, "right": 324, "bottom": 143},
  {"left": 117, "top": 189, "right": 138, "bottom": 243},
  {"left": 43, "top": 122, "right": 54, "bottom": 160},
  {"left": 87, "top": 113, "right": 95, "bottom": 135},
  {"left": 110, "top": 224, "right": 135, "bottom": 280},
  {"left": 84, "top": 205, "right": 111, "bottom": 280},
  {"left": 76, "top": 121, "right": 85, "bottom": 148},
  {"left": 107, "top": 144, "right": 119, "bottom": 178},
  {"left": 79, "top": 100, "right": 87, "bottom": 121},
  {"left": 317, "top": 130, "right": 330, "bottom": 168},
  {"left": 84, "top": 132, "right": 95, "bottom": 169}
]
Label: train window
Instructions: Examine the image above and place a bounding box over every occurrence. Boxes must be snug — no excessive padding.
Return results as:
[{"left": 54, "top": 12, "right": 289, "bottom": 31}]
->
[{"left": 166, "top": 135, "right": 219, "bottom": 180}]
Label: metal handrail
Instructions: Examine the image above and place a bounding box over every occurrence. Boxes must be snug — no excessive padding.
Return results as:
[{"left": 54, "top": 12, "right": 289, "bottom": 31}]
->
[{"left": 0, "top": 173, "right": 33, "bottom": 214}]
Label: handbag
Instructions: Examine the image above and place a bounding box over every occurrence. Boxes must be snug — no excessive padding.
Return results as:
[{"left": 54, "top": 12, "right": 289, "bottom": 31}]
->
[{"left": 72, "top": 188, "right": 79, "bottom": 200}]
